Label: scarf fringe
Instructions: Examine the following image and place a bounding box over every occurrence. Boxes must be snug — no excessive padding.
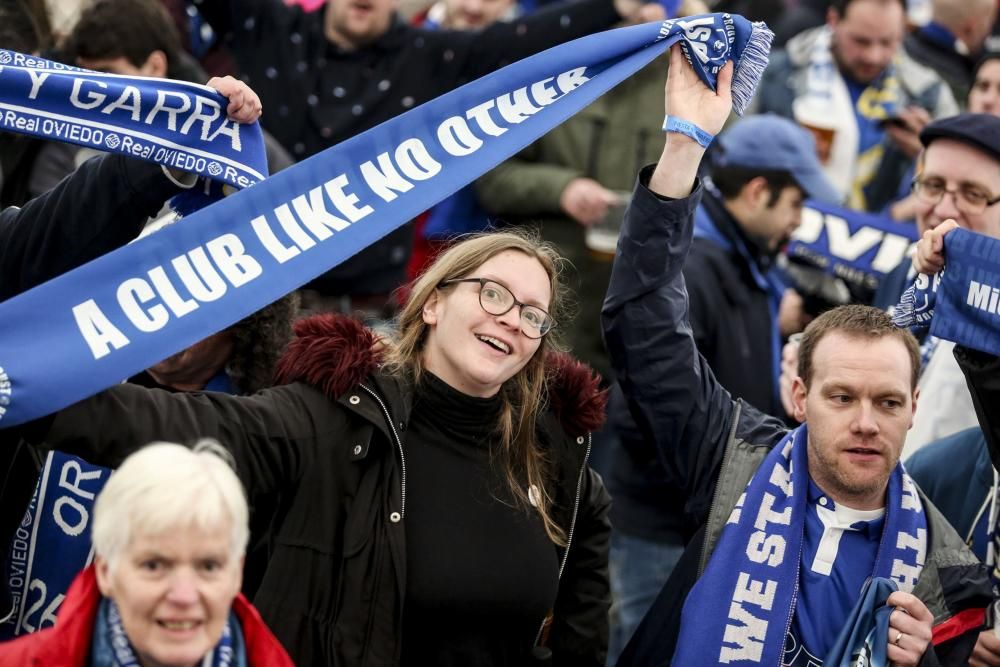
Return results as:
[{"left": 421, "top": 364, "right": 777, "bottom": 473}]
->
[{"left": 731, "top": 21, "right": 774, "bottom": 115}]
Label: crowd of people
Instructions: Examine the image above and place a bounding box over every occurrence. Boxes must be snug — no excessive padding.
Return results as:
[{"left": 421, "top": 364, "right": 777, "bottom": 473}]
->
[{"left": 4, "top": 0, "right": 1000, "bottom": 665}]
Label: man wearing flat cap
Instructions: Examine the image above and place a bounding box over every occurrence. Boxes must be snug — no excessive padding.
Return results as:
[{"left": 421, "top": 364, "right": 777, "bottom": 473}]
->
[{"left": 870, "top": 114, "right": 1000, "bottom": 457}]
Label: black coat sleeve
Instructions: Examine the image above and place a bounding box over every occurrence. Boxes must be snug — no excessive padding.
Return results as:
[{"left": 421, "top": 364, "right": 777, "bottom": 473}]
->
[
  {"left": 0, "top": 154, "right": 179, "bottom": 300},
  {"left": 956, "top": 345, "right": 1000, "bottom": 472},
  {"left": 550, "top": 467, "right": 612, "bottom": 667},
  {"left": 28, "top": 382, "right": 336, "bottom": 503},
  {"left": 601, "top": 166, "right": 737, "bottom": 514}
]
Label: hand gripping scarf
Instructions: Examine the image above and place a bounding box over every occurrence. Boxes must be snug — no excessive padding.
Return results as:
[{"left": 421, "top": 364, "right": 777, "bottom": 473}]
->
[
  {"left": 892, "top": 228, "right": 1000, "bottom": 358},
  {"left": 671, "top": 424, "right": 926, "bottom": 666}
]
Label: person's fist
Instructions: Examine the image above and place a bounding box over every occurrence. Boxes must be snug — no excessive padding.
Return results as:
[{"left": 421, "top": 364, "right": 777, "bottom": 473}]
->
[
  {"left": 206, "top": 76, "right": 263, "bottom": 124},
  {"left": 912, "top": 219, "right": 959, "bottom": 275}
]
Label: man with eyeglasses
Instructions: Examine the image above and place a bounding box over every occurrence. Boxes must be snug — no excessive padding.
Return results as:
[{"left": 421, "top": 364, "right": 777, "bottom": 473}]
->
[{"left": 873, "top": 113, "right": 1000, "bottom": 457}]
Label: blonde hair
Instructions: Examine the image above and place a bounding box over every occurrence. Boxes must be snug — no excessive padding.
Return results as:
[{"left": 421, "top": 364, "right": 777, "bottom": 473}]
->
[
  {"left": 92, "top": 440, "right": 249, "bottom": 570},
  {"left": 386, "top": 230, "right": 570, "bottom": 544}
]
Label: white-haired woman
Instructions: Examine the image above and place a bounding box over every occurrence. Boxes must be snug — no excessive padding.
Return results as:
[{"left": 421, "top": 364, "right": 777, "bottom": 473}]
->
[{"left": 0, "top": 441, "right": 294, "bottom": 667}]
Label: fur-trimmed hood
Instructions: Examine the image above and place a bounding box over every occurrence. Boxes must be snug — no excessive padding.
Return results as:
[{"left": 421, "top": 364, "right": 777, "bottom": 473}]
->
[{"left": 274, "top": 314, "right": 607, "bottom": 436}]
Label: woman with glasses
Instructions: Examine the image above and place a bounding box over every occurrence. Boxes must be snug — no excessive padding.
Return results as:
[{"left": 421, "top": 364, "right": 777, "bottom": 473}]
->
[{"left": 17, "top": 229, "right": 611, "bottom": 667}]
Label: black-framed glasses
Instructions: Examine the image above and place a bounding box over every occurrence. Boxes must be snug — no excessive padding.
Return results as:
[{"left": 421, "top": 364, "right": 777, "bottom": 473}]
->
[
  {"left": 438, "top": 278, "right": 555, "bottom": 339},
  {"left": 911, "top": 176, "right": 1000, "bottom": 215}
]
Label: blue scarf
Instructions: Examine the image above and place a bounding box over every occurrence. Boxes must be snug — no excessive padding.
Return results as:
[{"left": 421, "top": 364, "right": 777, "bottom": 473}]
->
[
  {"left": 0, "top": 451, "right": 111, "bottom": 639},
  {"left": 0, "top": 51, "right": 267, "bottom": 211},
  {"left": 672, "top": 424, "right": 926, "bottom": 666},
  {"left": 0, "top": 14, "right": 773, "bottom": 428},
  {"left": 891, "top": 228, "right": 1000, "bottom": 357},
  {"left": 786, "top": 200, "right": 919, "bottom": 293},
  {"left": 90, "top": 598, "right": 246, "bottom": 667},
  {"left": 822, "top": 577, "right": 897, "bottom": 667}
]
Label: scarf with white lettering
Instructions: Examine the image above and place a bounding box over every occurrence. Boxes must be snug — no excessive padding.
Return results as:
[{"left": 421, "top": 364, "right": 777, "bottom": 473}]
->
[
  {"left": 90, "top": 597, "right": 245, "bottom": 667},
  {"left": 0, "top": 52, "right": 267, "bottom": 194},
  {"left": 791, "top": 26, "right": 903, "bottom": 209},
  {"left": 671, "top": 424, "right": 926, "bottom": 666},
  {"left": 0, "top": 14, "right": 774, "bottom": 427},
  {"left": 891, "top": 228, "right": 1000, "bottom": 357},
  {"left": 785, "top": 200, "right": 918, "bottom": 294}
]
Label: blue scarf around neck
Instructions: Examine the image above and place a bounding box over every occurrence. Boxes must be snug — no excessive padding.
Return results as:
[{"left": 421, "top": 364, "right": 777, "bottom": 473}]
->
[
  {"left": 671, "top": 424, "right": 926, "bottom": 666},
  {"left": 90, "top": 597, "right": 246, "bottom": 667}
]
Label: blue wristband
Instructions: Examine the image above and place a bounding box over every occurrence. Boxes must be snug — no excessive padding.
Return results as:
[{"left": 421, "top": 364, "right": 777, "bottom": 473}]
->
[{"left": 662, "top": 116, "right": 714, "bottom": 148}]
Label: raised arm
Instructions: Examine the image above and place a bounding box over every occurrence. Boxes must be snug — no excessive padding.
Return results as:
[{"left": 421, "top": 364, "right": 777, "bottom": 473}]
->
[{"left": 601, "top": 46, "right": 736, "bottom": 502}]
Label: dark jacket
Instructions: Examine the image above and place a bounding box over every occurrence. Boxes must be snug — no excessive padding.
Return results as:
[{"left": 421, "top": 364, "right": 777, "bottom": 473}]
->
[
  {"left": 0, "top": 153, "right": 182, "bottom": 301},
  {"left": 0, "top": 565, "right": 294, "bottom": 666},
  {"left": 904, "top": 27, "right": 975, "bottom": 106},
  {"left": 23, "top": 314, "right": 612, "bottom": 666},
  {"left": 907, "top": 427, "right": 994, "bottom": 557},
  {"left": 605, "top": 189, "right": 781, "bottom": 544},
  {"left": 602, "top": 167, "right": 992, "bottom": 666},
  {"left": 956, "top": 346, "right": 1000, "bottom": 476},
  {"left": 688, "top": 189, "right": 782, "bottom": 416},
  {"left": 0, "top": 154, "right": 184, "bottom": 624},
  {"left": 195, "top": 0, "right": 622, "bottom": 297}
]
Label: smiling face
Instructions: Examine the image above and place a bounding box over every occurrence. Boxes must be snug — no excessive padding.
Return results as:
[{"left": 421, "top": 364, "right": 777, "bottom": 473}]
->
[
  {"left": 791, "top": 331, "right": 917, "bottom": 510},
  {"left": 96, "top": 525, "right": 242, "bottom": 667},
  {"left": 324, "top": 0, "right": 398, "bottom": 50},
  {"left": 915, "top": 139, "right": 1000, "bottom": 238},
  {"left": 420, "top": 250, "right": 550, "bottom": 398}
]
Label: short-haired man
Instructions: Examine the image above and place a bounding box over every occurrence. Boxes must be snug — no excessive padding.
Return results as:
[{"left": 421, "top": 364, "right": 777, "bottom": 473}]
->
[
  {"left": 603, "top": 46, "right": 990, "bottom": 665},
  {"left": 755, "top": 0, "right": 958, "bottom": 212},
  {"left": 599, "top": 115, "right": 837, "bottom": 662}
]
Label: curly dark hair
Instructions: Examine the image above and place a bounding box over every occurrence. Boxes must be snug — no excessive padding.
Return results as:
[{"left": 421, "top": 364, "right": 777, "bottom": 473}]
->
[{"left": 226, "top": 292, "right": 300, "bottom": 394}]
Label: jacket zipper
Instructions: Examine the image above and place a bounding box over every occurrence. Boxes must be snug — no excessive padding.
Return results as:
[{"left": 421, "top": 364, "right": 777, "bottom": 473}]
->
[
  {"left": 533, "top": 433, "right": 593, "bottom": 646},
  {"left": 360, "top": 383, "right": 407, "bottom": 519}
]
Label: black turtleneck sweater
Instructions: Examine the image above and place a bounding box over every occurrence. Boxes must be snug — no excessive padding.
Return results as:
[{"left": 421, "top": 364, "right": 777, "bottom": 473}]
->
[{"left": 401, "top": 373, "right": 560, "bottom": 666}]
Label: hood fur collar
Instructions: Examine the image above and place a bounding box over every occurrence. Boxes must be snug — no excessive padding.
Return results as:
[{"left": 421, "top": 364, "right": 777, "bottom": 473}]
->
[{"left": 275, "top": 314, "right": 607, "bottom": 436}]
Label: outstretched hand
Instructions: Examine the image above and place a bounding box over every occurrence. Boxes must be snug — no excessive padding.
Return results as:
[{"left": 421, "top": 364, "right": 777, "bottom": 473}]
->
[
  {"left": 665, "top": 43, "right": 733, "bottom": 138},
  {"left": 206, "top": 75, "right": 263, "bottom": 124}
]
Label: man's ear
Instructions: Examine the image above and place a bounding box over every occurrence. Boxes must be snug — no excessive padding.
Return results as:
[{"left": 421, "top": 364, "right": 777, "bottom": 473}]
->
[
  {"left": 140, "top": 50, "right": 168, "bottom": 78},
  {"left": 908, "top": 386, "right": 919, "bottom": 429},
  {"left": 791, "top": 375, "right": 809, "bottom": 423},
  {"left": 421, "top": 290, "right": 440, "bottom": 326},
  {"left": 742, "top": 176, "right": 771, "bottom": 209}
]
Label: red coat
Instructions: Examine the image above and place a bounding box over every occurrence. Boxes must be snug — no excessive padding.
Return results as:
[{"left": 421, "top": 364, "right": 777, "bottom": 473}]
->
[{"left": 0, "top": 565, "right": 294, "bottom": 666}]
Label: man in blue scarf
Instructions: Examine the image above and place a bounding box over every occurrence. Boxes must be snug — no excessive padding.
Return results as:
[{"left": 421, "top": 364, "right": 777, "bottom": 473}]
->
[{"left": 603, "top": 45, "right": 991, "bottom": 666}]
